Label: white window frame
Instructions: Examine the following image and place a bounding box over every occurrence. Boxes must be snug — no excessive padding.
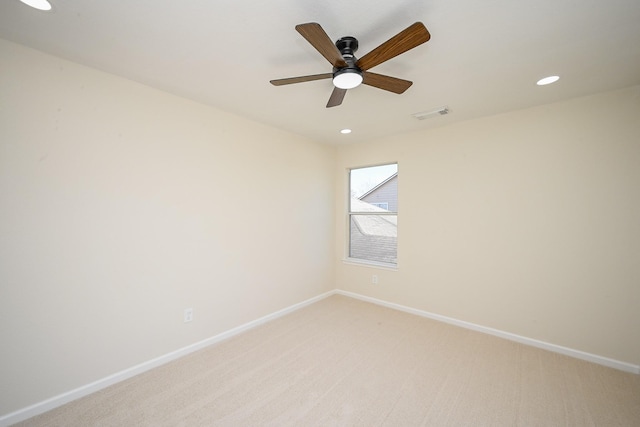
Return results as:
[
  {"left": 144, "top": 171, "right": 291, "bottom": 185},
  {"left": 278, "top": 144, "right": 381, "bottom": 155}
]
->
[{"left": 345, "top": 163, "right": 398, "bottom": 269}]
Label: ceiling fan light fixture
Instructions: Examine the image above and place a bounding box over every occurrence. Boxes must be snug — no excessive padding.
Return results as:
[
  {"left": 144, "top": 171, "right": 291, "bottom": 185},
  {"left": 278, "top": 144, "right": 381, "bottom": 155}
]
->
[{"left": 332, "top": 68, "right": 363, "bottom": 89}]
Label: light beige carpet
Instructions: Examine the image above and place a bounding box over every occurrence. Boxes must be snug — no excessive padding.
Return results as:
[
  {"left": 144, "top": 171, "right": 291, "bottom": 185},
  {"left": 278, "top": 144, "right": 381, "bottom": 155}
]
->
[{"left": 15, "top": 295, "right": 640, "bottom": 426}]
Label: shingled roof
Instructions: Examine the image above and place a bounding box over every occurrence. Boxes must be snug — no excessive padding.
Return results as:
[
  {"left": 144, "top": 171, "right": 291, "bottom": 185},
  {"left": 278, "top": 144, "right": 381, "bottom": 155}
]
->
[{"left": 350, "top": 198, "right": 397, "bottom": 264}]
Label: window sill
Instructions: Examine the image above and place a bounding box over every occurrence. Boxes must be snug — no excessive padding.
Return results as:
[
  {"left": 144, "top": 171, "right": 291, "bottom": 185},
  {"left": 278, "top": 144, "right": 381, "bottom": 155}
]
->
[{"left": 342, "top": 258, "right": 398, "bottom": 271}]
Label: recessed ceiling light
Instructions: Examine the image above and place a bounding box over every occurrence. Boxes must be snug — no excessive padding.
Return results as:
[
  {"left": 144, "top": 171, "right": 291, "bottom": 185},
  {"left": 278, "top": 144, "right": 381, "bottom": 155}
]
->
[
  {"left": 340, "top": 129, "right": 352, "bottom": 134},
  {"left": 19, "top": 0, "right": 52, "bottom": 10},
  {"left": 536, "top": 75, "right": 560, "bottom": 86}
]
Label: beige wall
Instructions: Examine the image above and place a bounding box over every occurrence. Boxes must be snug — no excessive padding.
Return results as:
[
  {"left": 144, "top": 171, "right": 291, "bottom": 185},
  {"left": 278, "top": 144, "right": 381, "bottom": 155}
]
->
[
  {"left": 336, "top": 86, "right": 640, "bottom": 367},
  {"left": 0, "top": 40, "right": 335, "bottom": 415}
]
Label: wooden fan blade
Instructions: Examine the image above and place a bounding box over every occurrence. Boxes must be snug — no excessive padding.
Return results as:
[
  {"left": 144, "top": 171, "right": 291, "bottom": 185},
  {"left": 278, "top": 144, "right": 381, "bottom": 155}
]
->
[
  {"left": 326, "top": 87, "right": 347, "bottom": 108},
  {"left": 296, "top": 23, "right": 347, "bottom": 68},
  {"left": 270, "top": 73, "right": 332, "bottom": 86},
  {"left": 362, "top": 72, "right": 413, "bottom": 94},
  {"left": 356, "top": 22, "right": 430, "bottom": 71}
]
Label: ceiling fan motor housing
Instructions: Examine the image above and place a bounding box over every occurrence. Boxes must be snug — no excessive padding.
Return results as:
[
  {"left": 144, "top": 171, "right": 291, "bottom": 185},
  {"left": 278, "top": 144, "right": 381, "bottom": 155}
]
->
[
  {"left": 336, "top": 36, "right": 358, "bottom": 57},
  {"left": 335, "top": 36, "right": 360, "bottom": 67},
  {"left": 333, "top": 36, "right": 363, "bottom": 88}
]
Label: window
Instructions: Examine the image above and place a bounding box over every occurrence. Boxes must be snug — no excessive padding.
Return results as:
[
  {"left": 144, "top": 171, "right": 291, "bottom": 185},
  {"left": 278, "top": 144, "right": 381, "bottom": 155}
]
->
[
  {"left": 370, "top": 202, "right": 389, "bottom": 210},
  {"left": 348, "top": 163, "right": 398, "bottom": 266}
]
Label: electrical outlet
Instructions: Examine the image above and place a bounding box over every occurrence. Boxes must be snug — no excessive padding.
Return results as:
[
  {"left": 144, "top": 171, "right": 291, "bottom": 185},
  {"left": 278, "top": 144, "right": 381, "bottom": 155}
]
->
[
  {"left": 372, "top": 275, "right": 379, "bottom": 285},
  {"left": 184, "top": 308, "right": 193, "bottom": 323}
]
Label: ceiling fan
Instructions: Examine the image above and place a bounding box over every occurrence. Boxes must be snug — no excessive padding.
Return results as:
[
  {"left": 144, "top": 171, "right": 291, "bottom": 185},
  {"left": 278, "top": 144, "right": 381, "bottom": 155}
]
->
[{"left": 270, "top": 22, "right": 431, "bottom": 108}]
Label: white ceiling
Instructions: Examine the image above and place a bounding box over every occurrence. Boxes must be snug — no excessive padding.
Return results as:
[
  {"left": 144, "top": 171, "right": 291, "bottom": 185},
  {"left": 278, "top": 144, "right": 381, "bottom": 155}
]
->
[{"left": 1, "top": 0, "right": 639, "bottom": 144}]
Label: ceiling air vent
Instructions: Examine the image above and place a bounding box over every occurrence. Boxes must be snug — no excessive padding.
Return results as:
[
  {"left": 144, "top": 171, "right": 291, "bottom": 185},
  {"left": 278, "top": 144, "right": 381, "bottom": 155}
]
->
[{"left": 412, "top": 106, "right": 450, "bottom": 120}]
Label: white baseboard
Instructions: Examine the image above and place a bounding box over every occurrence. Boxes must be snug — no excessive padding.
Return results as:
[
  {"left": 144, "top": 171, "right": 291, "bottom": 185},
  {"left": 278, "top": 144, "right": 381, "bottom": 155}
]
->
[
  {"left": 3, "top": 288, "right": 637, "bottom": 426},
  {"left": 335, "top": 289, "right": 640, "bottom": 375},
  {"left": 0, "top": 291, "right": 335, "bottom": 427}
]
